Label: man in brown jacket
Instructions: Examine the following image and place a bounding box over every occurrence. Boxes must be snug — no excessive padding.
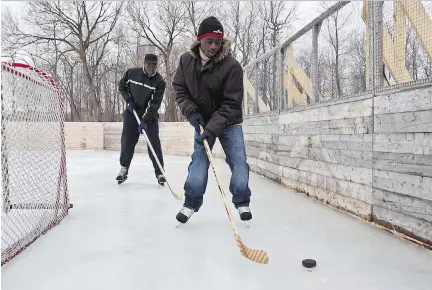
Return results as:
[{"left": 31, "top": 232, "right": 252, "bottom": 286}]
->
[{"left": 172, "top": 16, "right": 252, "bottom": 224}]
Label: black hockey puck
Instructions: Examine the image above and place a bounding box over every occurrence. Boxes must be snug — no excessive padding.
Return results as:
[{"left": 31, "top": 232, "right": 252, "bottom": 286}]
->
[{"left": 302, "top": 259, "right": 316, "bottom": 268}]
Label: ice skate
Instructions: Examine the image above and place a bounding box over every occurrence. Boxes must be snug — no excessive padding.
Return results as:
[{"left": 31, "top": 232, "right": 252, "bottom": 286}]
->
[
  {"left": 175, "top": 206, "right": 195, "bottom": 227},
  {"left": 238, "top": 206, "right": 252, "bottom": 227},
  {"left": 116, "top": 166, "right": 128, "bottom": 184},
  {"left": 157, "top": 174, "right": 166, "bottom": 186}
]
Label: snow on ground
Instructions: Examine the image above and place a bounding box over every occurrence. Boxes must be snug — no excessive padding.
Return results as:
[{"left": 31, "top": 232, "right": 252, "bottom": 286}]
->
[{"left": 2, "top": 150, "right": 432, "bottom": 290}]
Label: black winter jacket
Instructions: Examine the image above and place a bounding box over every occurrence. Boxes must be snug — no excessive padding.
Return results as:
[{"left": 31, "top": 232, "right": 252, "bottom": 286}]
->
[
  {"left": 118, "top": 67, "right": 166, "bottom": 122},
  {"left": 172, "top": 39, "right": 244, "bottom": 137}
]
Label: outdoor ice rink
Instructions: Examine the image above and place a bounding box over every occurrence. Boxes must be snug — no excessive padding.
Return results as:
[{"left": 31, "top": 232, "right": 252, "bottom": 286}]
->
[{"left": 2, "top": 150, "right": 432, "bottom": 290}]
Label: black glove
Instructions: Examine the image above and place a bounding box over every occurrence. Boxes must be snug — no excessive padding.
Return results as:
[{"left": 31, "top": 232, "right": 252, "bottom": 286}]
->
[
  {"left": 198, "top": 130, "right": 215, "bottom": 144},
  {"left": 127, "top": 99, "right": 135, "bottom": 113},
  {"left": 188, "top": 112, "right": 205, "bottom": 133},
  {"left": 138, "top": 119, "right": 147, "bottom": 134}
]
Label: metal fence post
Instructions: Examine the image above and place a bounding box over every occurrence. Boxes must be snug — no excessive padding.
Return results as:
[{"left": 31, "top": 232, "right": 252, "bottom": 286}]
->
[
  {"left": 279, "top": 47, "right": 285, "bottom": 113},
  {"left": 373, "top": 1, "right": 384, "bottom": 90},
  {"left": 312, "top": 22, "right": 322, "bottom": 103},
  {"left": 243, "top": 70, "right": 248, "bottom": 115},
  {"left": 366, "top": 1, "right": 374, "bottom": 91},
  {"left": 254, "top": 62, "right": 259, "bottom": 114}
]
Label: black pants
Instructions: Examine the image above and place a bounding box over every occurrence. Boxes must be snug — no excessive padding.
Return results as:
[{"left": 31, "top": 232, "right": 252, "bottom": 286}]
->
[{"left": 119, "top": 110, "right": 164, "bottom": 177}]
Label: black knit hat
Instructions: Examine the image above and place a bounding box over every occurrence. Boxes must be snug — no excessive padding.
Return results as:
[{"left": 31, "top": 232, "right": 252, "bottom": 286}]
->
[
  {"left": 144, "top": 54, "right": 158, "bottom": 63},
  {"left": 197, "top": 16, "right": 224, "bottom": 40}
]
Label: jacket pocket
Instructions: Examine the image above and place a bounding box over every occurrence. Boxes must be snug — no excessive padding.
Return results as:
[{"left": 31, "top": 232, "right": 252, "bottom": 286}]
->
[{"left": 203, "top": 75, "right": 222, "bottom": 100}]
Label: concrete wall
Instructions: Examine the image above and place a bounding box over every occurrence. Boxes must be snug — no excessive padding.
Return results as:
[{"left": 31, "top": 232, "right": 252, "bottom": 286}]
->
[
  {"left": 243, "top": 95, "right": 374, "bottom": 220},
  {"left": 65, "top": 122, "right": 225, "bottom": 157},
  {"left": 242, "top": 85, "right": 432, "bottom": 245},
  {"left": 371, "top": 86, "right": 432, "bottom": 245},
  {"left": 65, "top": 122, "right": 104, "bottom": 150}
]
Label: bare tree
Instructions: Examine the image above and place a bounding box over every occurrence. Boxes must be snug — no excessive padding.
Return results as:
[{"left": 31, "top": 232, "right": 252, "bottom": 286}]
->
[
  {"left": 236, "top": 2, "right": 262, "bottom": 66},
  {"left": 184, "top": 1, "right": 219, "bottom": 40},
  {"left": 320, "top": 2, "right": 355, "bottom": 97},
  {"left": 2, "top": 1, "right": 334, "bottom": 122},
  {"left": 347, "top": 31, "right": 366, "bottom": 93},
  {"left": 262, "top": 1, "right": 299, "bottom": 49},
  {"left": 127, "top": 1, "right": 188, "bottom": 122},
  {"left": 3, "top": 1, "right": 124, "bottom": 121},
  {"left": 257, "top": 1, "right": 298, "bottom": 110},
  {"left": 224, "top": 2, "right": 242, "bottom": 59}
]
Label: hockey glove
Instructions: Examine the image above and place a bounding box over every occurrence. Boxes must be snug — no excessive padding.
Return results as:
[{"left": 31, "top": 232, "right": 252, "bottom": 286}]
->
[
  {"left": 198, "top": 130, "right": 215, "bottom": 144},
  {"left": 127, "top": 99, "right": 136, "bottom": 113},
  {"left": 188, "top": 112, "right": 205, "bottom": 134},
  {"left": 138, "top": 120, "right": 147, "bottom": 134}
]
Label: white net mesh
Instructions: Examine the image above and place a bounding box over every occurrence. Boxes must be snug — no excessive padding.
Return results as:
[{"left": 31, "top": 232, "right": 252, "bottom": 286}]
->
[{"left": 1, "top": 62, "right": 71, "bottom": 265}]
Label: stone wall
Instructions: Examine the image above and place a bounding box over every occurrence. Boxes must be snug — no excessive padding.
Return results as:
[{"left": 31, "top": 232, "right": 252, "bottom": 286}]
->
[{"left": 242, "top": 85, "right": 431, "bottom": 245}]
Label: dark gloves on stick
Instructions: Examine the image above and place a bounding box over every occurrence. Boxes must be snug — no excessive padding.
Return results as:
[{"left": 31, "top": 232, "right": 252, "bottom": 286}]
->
[
  {"left": 138, "top": 120, "right": 147, "bottom": 134},
  {"left": 188, "top": 112, "right": 205, "bottom": 134},
  {"left": 127, "top": 99, "right": 135, "bottom": 113},
  {"left": 198, "top": 130, "right": 215, "bottom": 144},
  {"left": 187, "top": 111, "right": 215, "bottom": 144}
]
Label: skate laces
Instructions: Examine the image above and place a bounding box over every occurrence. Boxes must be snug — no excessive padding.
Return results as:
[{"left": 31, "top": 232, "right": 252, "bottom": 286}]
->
[
  {"left": 238, "top": 206, "right": 250, "bottom": 214},
  {"left": 119, "top": 167, "right": 128, "bottom": 174},
  {"left": 180, "top": 207, "right": 194, "bottom": 217}
]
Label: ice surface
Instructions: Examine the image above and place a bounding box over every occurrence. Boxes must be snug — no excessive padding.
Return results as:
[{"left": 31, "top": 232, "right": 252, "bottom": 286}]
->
[{"left": 2, "top": 150, "right": 432, "bottom": 290}]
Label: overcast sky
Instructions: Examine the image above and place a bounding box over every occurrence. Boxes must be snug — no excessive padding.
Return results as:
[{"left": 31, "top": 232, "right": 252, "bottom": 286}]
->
[
  {"left": 0, "top": 1, "right": 343, "bottom": 65},
  {"left": 1, "top": 1, "right": 327, "bottom": 33},
  {"left": 1, "top": 1, "right": 24, "bottom": 19}
]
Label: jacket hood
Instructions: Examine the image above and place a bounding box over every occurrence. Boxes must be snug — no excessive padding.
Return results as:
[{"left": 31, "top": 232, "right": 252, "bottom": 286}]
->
[{"left": 188, "top": 38, "right": 232, "bottom": 63}]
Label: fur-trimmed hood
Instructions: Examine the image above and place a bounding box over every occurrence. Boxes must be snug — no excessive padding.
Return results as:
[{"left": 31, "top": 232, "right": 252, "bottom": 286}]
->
[
  {"left": 172, "top": 37, "right": 243, "bottom": 137},
  {"left": 188, "top": 39, "right": 232, "bottom": 63}
]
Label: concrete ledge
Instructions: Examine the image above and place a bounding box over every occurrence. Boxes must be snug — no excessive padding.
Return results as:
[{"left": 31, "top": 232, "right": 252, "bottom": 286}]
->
[
  {"left": 65, "top": 122, "right": 104, "bottom": 150},
  {"left": 65, "top": 121, "right": 225, "bottom": 157},
  {"left": 281, "top": 176, "right": 372, "bottom": 221},
  {"left": 372, "top": 206, "right": 432, "bottom": 246}
]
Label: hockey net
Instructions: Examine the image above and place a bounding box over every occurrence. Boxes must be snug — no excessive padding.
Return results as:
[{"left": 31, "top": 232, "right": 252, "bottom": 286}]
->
[{"left": 1, "top": 62, "right": 71, "bottom": 265}]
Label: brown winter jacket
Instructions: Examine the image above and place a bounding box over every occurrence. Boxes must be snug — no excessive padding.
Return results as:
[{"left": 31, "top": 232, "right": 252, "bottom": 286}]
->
[{"left": 172, "top": 39, "right": 244, "bottom": 137}]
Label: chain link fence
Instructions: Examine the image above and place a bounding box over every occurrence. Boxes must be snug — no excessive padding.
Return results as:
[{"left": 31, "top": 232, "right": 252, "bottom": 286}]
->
[{"left": 243, "top": 0, "right": 432, "bottom": 115}]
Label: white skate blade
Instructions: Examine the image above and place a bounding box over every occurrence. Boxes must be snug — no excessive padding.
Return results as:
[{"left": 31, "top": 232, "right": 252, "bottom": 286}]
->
[{"left": 243, "top": 220, "right": 251, "bottom": 228}]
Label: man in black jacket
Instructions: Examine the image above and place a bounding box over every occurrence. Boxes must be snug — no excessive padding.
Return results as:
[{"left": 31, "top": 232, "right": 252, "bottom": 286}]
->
[
  {"left": 116, "top": 54, "right": 166, "bottom": 185},
  {"left": 172, "top": 16, "right": 252, "bottom": 224}
]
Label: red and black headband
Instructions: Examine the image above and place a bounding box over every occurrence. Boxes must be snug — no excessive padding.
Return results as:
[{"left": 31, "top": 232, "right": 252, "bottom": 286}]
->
[{"left": 197, "top": 16, "right": 224, "bottom": 40}]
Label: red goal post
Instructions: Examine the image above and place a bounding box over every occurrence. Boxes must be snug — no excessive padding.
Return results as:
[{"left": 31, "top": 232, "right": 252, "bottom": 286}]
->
[{"left": 1, "top": 62, "right": 72, "bottom": 265}]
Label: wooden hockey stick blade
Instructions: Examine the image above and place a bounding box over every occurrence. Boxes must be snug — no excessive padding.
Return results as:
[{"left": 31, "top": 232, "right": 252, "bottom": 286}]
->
[
  {"left": 236, "top": 234, "right": 269, "bottom": 264},
  {"left": 132, "top": 110, "right": 183, "bottom": 201},
  {"left": 199, "top": 126, "right": 269, "bottom": 264}
]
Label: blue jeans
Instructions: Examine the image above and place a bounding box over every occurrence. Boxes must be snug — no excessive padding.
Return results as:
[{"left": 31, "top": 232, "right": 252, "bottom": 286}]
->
[{"left": 183, "top": 125, "right": 251, "bottom": 211}]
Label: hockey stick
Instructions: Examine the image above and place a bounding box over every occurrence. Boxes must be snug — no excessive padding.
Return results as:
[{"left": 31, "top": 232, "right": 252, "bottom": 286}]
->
[
  {"left": 199, "top": 126, "right": 269, "bottom": 264},
  {"left": 132, "top": 109, "right": 183, "bottom": 201}
]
